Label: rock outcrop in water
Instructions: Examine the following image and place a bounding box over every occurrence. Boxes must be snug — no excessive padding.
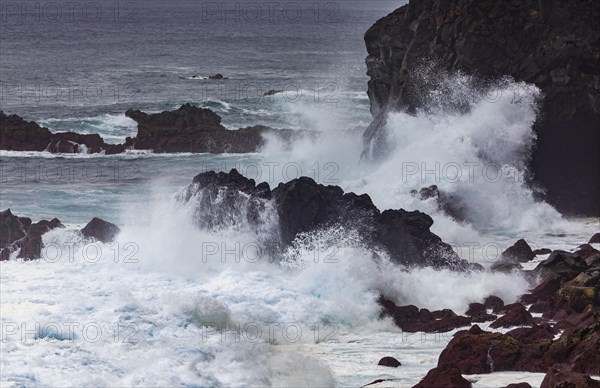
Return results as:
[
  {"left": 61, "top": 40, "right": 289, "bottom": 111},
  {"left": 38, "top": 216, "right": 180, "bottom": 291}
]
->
[
  {"left": 124, "top": 104, "right": 297, "bottom": 153},
  {"left": 180, "top": 169, "right": 468, "bottom": 270},
  {"left": 363, "top": 0, "right": 600, "bottom": 216},
  {"left": 413, "top": 236, "right": 600, "bottom": 383},
  {"left": 0, "top": 209, "right": 64, "bottom": 260},
  {"left": 1, "top": 105, "right": 298, "bottom": 155},
  {"left": 0, "top": 112, "right": 112, "bottom": 154},
  {"left": 0, "top": 209, "right": 121, "bottom": 260}
]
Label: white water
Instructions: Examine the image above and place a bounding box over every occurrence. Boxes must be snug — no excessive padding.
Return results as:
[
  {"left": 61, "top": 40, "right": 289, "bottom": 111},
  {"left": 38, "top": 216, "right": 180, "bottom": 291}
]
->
[{"left": 2, "top": 71, "right": 599, "bottom": 387}]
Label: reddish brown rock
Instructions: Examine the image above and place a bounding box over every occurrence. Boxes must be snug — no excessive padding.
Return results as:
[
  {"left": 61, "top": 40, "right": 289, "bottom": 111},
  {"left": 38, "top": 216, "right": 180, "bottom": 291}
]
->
[
  {"left": 413, "top": 364, "right": 472, "bottom": 388},
  {"left": 438, "top": 325, "right": 551, "bottom": 374},
  {"left": 540, "top": 367, "right": 600, "bottom": 388},
  {"left": 490, "top": 304, "right": 534, "bottom": 328},
  {"left": 543, "top": 323, "right": 600, "bottom": 375},
  {"left": 484, "top": 295, "right": 504, "bottom": 311}
]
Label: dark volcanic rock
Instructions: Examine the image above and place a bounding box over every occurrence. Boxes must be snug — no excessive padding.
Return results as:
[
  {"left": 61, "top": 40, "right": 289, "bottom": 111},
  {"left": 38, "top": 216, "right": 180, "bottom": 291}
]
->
[
  {"left": 543, "top": 323, "right": 600, "bottom": 375},
  {"left": 532, "top": 248, "right": 552, "bottom": 256},
  {"left": 484, "top": 295, "right": 504, "bottom": 311},
  {"left": 465, "top": 302, "right": 496, "bottom": 323},
  {"left": 535, "top": 251, "right": 588, "bottom": 280},
  {"left": 438, "top": 325, "right": 551, "bottom": 374},
  {"left": 377, "top": 356, "right": 401, "bottom": 367},
  {"left": 181, "top": 169, "right": 468, "bottom": 269},
  {"left": 504, "top": 384, "right": 531, "bottom": 388},
  {"left": 490, "top": 304, "right": 534, "bottom": 328},
  {"left": 81, "top": 218, "right": 121, "bottom": 243},
  {"left": 0, "top": 111, "right": 53, "bottom": 151},
  {"left": 363, "top": 0, "right": 600, "bottom": 216},
  {"left": 0, "top": 111, "right": 115, "bottom": 154},
  {"left": 540, "top": 368, "right": 600, "bottom": 388},
  {"left": 413, "top": 364, "right": 472, "bottom": 388},
  {"left": 410, "top": 185, "right": 465, "bottom": 221},
  {"left": 378, "top": 296, "right": 471, "bottom": 333},
  {"left": 590, "top": 233, "right": 600, "bottom": 244},
  {"left": 125, "top": 104, "right": 296, "bottom": 153},
  {"left": 0, "top": 209, "right": 64, "bottom": 260},
  {"left": 501, "top": 239, "right": 535, "bottom": 263}
]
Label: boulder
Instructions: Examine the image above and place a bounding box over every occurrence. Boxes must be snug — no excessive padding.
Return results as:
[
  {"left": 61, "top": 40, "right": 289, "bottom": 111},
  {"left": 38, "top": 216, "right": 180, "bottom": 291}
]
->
[
  {"left": 81, "top": 217, "right": 121, "bottom": 243},
  {"left": 363, "top": 0, "right": 600, "bottom": 216},
  {"left": 590, "top": 233, "right": 600, "bottom": 244},
  {"left": 501, "top": 239, "right": 535, "bottom": 263},
  {"left": 542, "top": 323, "right": 600, "bottom": 375},
  {"left": 504, "top": 384, "right": 532, "bottom": 388},
  {"left": 465, "top": 303, "right": 496, "bottom": 323},
  {"left": 413, "top": 364, "right": 472, "bottom": 388},
  {"left": 377, "top": 356, "right": 401, "bottom": 367},
  {"left": 540, "top": 368, "right": 600, "bottom": 388},
  {"left": 535, "top": 251, "right": 588, "bottom": 280},
  {"left": 484, "top": 295, "right": 505, "bottom": 311},
  {"left": 490, "top": 304, "right": 534, "bottom": 328}
]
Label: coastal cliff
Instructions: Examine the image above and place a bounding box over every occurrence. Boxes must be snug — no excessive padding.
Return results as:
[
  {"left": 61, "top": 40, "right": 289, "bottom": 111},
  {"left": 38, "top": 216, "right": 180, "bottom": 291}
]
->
[{"left": 364, "top": 0, "right": 600, "bottom": 216}]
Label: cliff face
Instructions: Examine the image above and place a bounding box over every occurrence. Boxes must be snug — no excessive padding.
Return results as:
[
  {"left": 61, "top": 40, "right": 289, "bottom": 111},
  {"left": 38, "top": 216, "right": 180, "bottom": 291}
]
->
[{"left": 364, "top": 0, "right": 600, "bottom": 216}]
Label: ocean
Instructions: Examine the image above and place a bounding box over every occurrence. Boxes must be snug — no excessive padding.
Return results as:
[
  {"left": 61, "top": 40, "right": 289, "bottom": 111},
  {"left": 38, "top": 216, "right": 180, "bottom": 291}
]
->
[{"left": 1, "top": 1, "right": 598, "bottom": 387}]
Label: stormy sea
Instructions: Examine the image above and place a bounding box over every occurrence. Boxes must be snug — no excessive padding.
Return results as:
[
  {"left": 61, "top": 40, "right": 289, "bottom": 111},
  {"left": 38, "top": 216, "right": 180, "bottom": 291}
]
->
[{"left": 1, "top": 0, "right": 599, "bottom": 387}]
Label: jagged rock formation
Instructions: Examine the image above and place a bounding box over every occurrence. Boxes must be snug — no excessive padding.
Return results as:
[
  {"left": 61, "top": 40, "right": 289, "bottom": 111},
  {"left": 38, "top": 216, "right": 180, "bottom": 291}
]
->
[
  {"left": 1, "top": 105, "right": 298, "bottom": 155},
  {"left": 179, "top": 169, "right": 468, "bottom": 269},
  {"left": 0, "top": 112, "right": 117, "bottom": 154},
  {"left": 124, "top": 104, "right": 297, "bottom": 153},
  {"left": 0, "top": 209, "right": 64, "bottom": 260},
  {"left": 364, "top": 0, "right": 600, "bottom": 216},
  {"left": 0, "top": 209, "right": 121, "bottom": 261}
]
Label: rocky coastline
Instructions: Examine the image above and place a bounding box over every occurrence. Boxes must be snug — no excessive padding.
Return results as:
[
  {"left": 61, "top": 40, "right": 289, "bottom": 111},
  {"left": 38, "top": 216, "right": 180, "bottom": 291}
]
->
[
  {"left": 363, "top": 0, "right": 600, "bottom": 217},
  {"left": 0, "top": 104, "right": 297, "bottom": 155}
]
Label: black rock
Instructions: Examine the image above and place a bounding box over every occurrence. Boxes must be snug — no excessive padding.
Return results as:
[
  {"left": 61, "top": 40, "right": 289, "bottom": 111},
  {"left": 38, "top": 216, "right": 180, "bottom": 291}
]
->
[
  {"left": 0, "top": 209, "right": 64, "bottom": 260},
  {"left": 378, "top": 356, "right": 401, "bottom": 367},
  {"left": 501, "top": 239, "right": 535, "bottom": 263},
  {"left": 535, "top": 250, "right": 588, "bottom": 280},
  {"left": 182, "top": 169, "right": 469, "bottom": 269},
  {"left": 81, "top": 217, "right": 121, "bottom": 243}
]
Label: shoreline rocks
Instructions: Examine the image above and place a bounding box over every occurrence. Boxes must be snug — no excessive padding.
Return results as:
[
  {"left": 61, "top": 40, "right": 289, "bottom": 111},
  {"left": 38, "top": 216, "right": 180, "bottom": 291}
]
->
[
  {"left": 411, "top": 234, "right": 600, "bottom": 384},
  {"left": 363, "top": 0, "right": 600, "bottom": 216}
]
